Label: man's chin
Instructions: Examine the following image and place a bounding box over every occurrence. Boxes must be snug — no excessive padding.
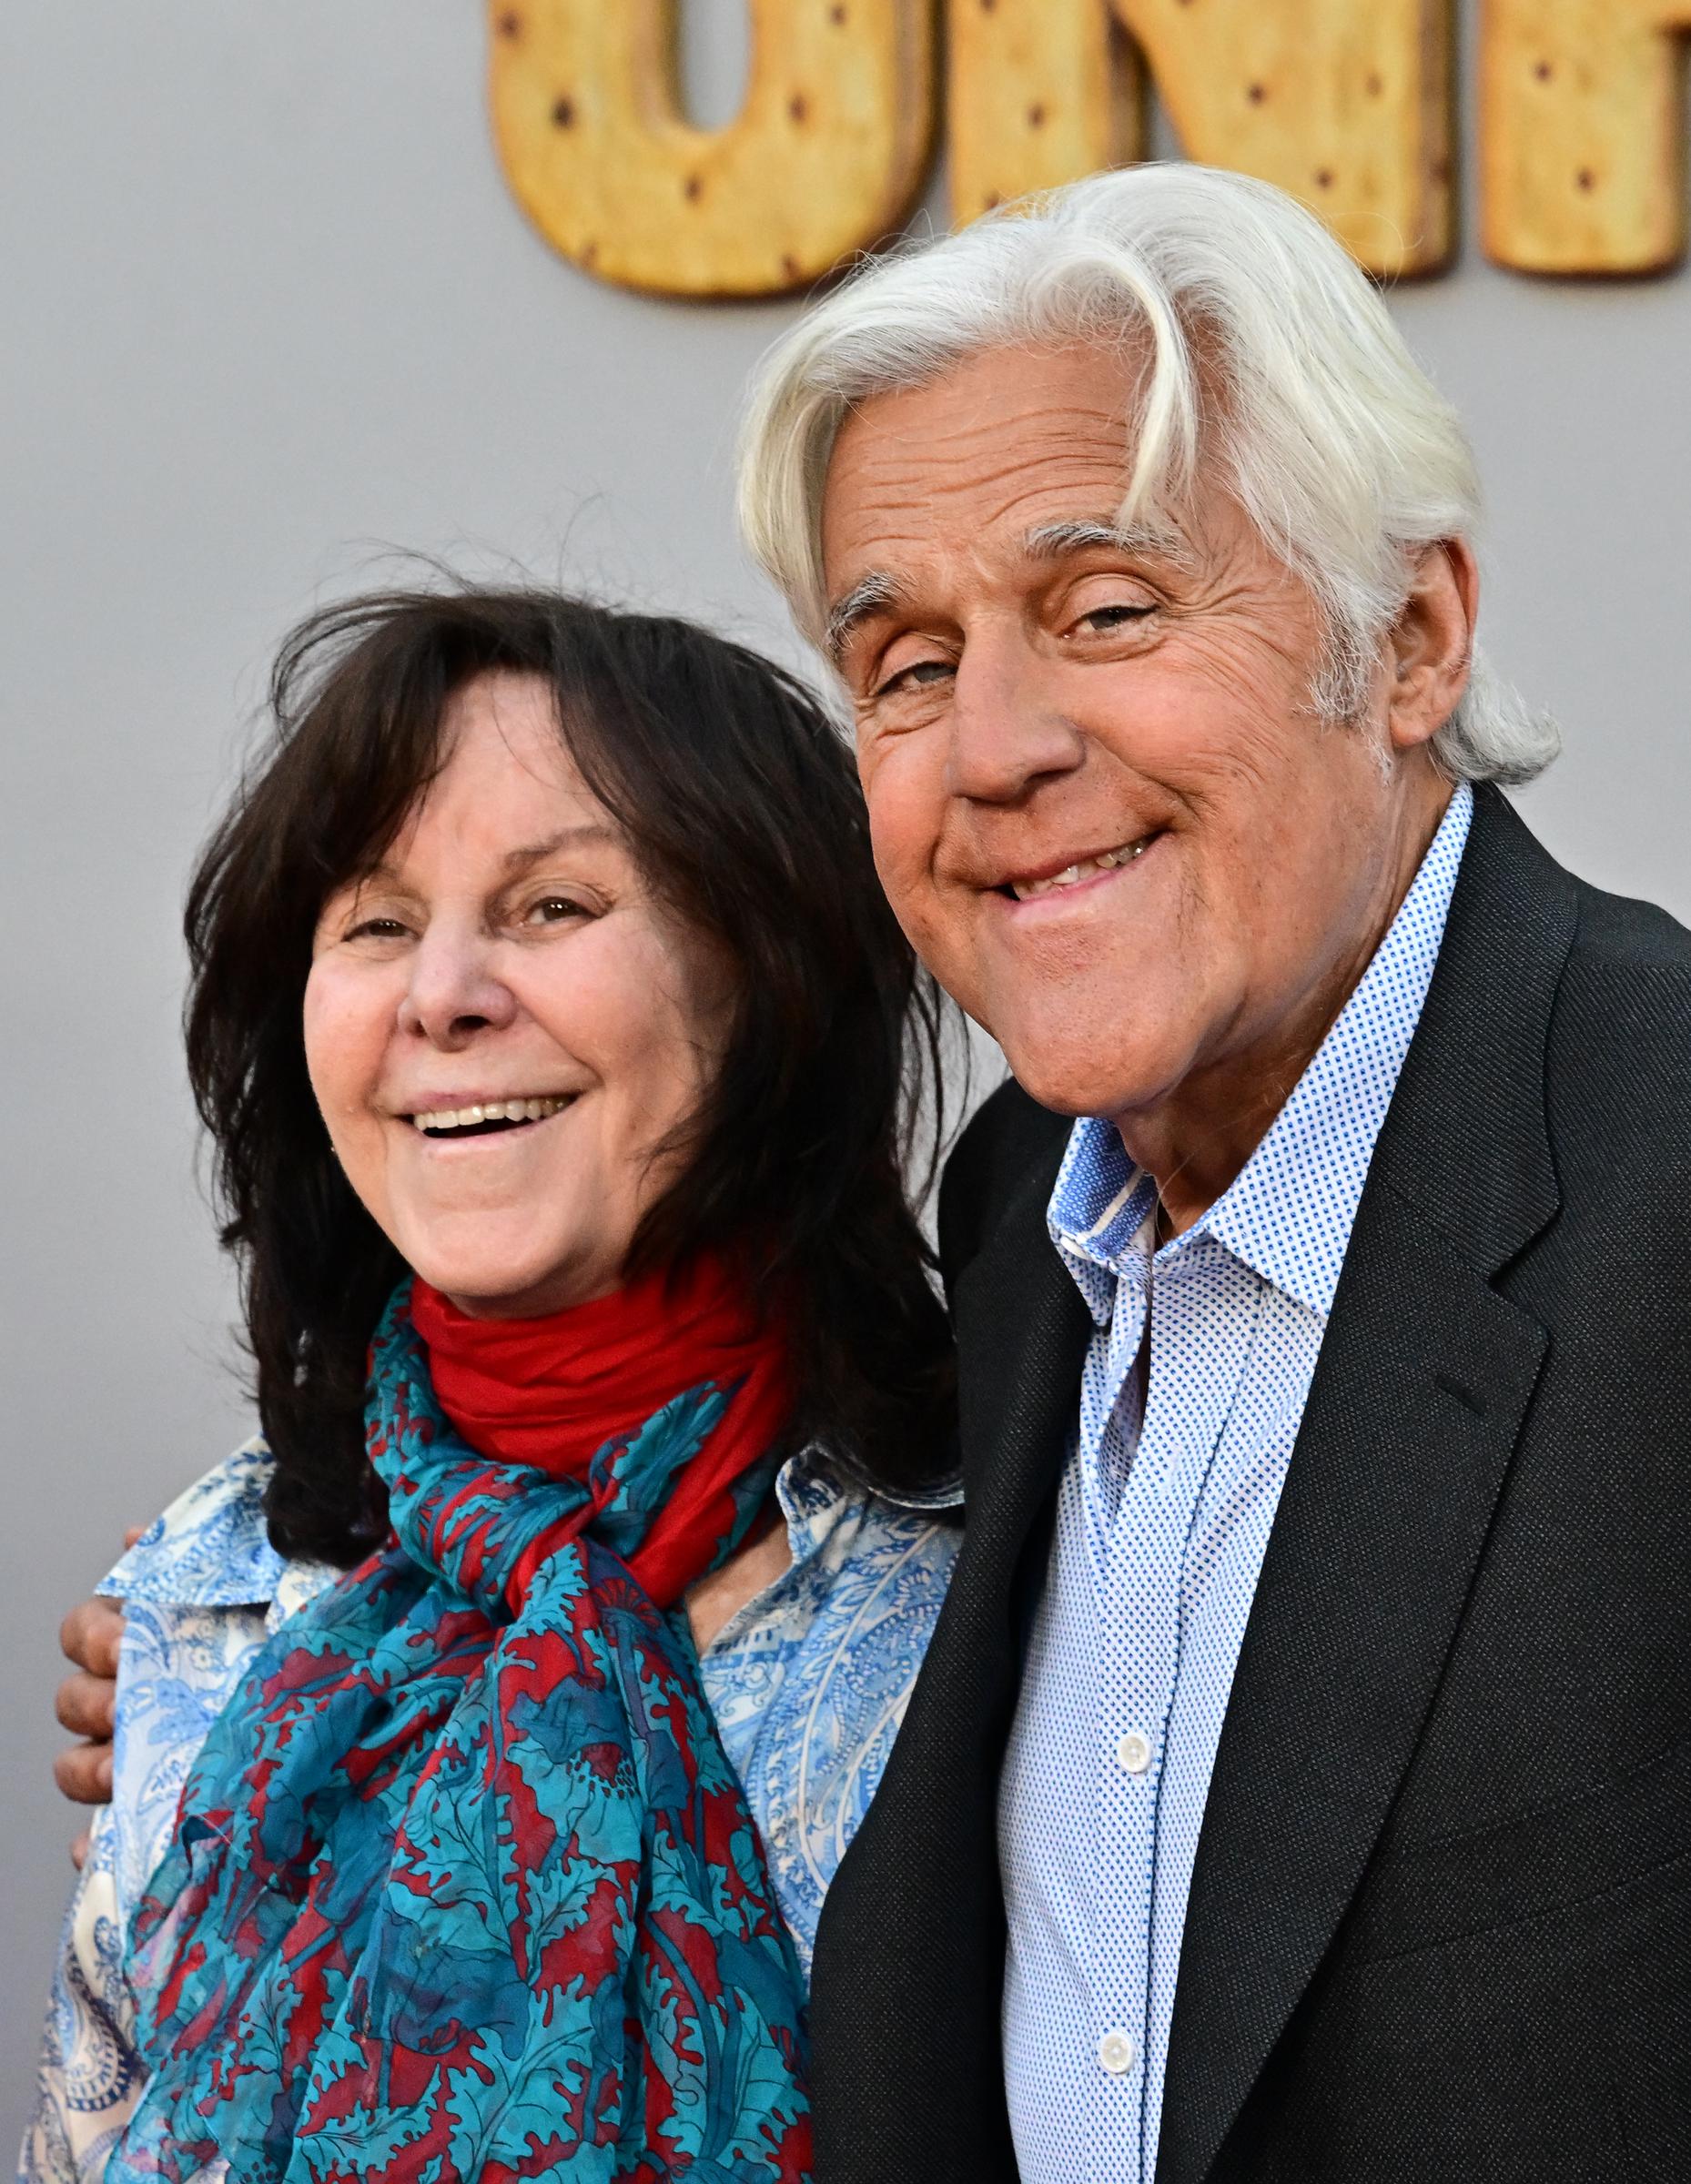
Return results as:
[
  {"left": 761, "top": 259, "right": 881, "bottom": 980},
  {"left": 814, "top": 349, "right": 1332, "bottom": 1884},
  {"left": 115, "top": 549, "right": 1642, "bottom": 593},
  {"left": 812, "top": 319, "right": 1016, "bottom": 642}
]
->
[{"left": 1000, "top": 1043, "right": 1166, "bottom": 1127}]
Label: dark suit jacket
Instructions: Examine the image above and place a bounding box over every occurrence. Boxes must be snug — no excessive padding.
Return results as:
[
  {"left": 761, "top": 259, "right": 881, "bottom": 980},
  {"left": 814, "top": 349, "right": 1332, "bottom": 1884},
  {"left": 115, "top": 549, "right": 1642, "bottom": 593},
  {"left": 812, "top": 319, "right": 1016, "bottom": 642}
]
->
[{"left": 808, "top": 786, "right": 1691, "bottom": 2183}]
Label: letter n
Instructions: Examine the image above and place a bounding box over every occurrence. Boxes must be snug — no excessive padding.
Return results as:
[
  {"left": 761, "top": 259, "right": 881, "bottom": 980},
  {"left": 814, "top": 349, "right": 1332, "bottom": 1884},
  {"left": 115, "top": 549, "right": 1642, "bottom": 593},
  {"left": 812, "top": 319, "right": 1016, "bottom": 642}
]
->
[{"left": 947, "top": 0, "right": 1454, "bottom": 278}]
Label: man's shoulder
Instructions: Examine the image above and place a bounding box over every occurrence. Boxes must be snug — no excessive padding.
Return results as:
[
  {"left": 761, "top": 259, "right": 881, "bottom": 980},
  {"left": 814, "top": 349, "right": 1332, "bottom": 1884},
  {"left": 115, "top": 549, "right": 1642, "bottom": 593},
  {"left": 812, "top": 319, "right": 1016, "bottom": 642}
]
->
[
  {"left": 1564, "top": 864, "right": 1691, "bottom": 982},
  {"left": 1551, "top": 868, "right": 1691, "bottom": 1142},
  {"left": 1458, "top": 795, "right": 1690, "bottom": 1163},
  {"left": 937, "top": 1077, "right": 1072, "bottom": 1283}
]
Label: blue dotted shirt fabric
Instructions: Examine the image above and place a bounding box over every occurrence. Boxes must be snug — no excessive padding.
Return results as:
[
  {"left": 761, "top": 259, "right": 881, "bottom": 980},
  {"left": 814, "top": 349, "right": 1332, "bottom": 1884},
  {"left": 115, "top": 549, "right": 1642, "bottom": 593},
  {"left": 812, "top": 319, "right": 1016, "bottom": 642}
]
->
[{"left": 999, "top": 784, "right": 1473, "bottom": 2184}]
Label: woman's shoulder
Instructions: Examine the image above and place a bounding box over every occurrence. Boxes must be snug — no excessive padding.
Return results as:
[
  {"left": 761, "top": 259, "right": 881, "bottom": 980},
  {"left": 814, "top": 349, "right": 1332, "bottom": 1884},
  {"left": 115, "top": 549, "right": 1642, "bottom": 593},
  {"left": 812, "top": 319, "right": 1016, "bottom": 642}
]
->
[
  {"left": 101, "top": 1437, "right": 328, "bottom": 1613},
  {"left": 700, "top": 1447, "right": 961, "bottom": 1971},
  {"left": 775, "top": 1445, "right": 963, "bottom": 1638},
  {"left": 782, "top": 1441, "right": 963, "bottom": 1532},
  {"left": 100, "top": 1442, "right": 337, "bottom": 1945},
  {"left": 796, "top": 1433, "right": 959, "bottom": 1604},
  {"left": 704, "top": 1445, "right": 960, "bottom": 1737}
]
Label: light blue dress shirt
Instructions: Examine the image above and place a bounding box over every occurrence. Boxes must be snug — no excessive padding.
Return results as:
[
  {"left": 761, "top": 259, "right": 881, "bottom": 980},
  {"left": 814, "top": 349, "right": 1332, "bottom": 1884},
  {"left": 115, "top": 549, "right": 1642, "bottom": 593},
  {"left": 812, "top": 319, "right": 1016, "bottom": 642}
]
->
[{"left": 999, "top": 783, "right": 1473, "bottom": 2184}]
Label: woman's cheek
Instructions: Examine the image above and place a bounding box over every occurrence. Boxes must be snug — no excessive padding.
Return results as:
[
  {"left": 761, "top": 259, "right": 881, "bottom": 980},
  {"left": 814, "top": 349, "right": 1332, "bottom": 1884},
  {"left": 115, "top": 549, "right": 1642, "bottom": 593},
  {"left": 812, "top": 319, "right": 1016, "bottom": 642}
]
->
[{"left": 302, "top": 965, "right": 382, "bottom": 1148}]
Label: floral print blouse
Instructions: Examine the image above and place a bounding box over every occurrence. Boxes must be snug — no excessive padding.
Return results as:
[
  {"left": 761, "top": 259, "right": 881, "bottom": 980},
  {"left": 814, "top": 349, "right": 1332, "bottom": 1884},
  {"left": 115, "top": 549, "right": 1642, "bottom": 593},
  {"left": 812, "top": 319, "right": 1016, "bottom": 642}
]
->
[{"left": 21, "top": 1438, "right": 960, "bottom": 2183}]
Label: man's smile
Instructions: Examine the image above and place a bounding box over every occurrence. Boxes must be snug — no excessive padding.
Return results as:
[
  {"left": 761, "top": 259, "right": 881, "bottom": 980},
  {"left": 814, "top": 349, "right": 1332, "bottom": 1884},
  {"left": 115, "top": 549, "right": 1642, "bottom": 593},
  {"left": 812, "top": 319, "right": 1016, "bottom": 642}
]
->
[{"left": 999, "top": 829, "right": 1164, "bottom": 903}]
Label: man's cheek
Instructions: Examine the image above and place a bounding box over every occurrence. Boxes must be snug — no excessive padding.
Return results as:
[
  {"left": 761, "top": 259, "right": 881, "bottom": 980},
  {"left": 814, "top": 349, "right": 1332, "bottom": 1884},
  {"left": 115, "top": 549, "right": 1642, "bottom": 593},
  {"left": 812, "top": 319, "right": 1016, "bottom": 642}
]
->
[{"left": 866, "top": 812, "right": 931, "bottom": 914}]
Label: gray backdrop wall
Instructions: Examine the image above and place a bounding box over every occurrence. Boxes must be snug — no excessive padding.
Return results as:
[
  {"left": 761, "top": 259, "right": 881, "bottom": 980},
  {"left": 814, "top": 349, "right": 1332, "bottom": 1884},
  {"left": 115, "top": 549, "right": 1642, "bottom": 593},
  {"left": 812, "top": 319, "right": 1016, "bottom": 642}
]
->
[{"left": 3, "top": 0, "right": 1687, "bottom": 2119}]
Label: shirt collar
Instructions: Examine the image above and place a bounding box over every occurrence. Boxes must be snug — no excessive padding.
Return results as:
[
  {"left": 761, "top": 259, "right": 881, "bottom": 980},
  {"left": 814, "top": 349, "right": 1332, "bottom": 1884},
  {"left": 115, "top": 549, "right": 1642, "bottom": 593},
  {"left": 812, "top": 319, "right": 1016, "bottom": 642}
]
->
[
  {"left": 1048, "top": 782, "right": 1473, "bottom": 1321},
  {"left": 1047, "top": 1119, "right": 1159, "bottom": 1326},
  {"left": 101, "top": 1437, "right": 296, "bottom": 1607}
]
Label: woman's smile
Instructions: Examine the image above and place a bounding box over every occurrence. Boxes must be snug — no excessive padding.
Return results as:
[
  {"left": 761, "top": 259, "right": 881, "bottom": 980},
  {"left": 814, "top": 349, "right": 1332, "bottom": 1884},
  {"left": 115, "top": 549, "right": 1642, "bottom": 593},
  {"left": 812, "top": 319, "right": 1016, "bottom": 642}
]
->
[{"left": 405, "top": 1092, "right": 576, "bottom": 1138}]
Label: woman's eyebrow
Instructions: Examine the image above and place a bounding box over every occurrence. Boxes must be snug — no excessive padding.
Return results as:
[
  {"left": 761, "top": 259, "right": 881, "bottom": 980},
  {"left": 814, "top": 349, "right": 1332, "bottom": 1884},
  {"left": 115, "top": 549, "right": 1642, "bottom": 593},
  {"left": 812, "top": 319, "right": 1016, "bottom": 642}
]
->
[{"left": 499, "top": 824, "right": 617, "bottom": 873}]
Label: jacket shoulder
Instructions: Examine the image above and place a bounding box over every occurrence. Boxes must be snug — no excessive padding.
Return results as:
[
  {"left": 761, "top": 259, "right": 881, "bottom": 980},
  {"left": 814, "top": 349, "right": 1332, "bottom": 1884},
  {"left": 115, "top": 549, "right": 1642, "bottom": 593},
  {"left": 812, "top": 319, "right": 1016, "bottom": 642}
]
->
[
  {"left": 1536, "top": 872, "right": 1691, "bottom": 1238},
  {"left": 1565, "top": 868, "right": 1691, "bottom": 978},
  {"left": 1554, "top": 875, "right": 1691, "bottom": 1108}
]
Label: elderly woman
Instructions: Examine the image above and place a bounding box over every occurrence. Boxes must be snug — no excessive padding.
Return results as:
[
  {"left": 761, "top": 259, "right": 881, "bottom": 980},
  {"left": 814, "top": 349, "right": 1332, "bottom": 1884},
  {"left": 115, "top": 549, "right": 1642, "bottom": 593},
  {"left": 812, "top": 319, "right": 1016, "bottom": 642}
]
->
[{"left": 24, "top": 586, "right": 961, "bottom": 2182}]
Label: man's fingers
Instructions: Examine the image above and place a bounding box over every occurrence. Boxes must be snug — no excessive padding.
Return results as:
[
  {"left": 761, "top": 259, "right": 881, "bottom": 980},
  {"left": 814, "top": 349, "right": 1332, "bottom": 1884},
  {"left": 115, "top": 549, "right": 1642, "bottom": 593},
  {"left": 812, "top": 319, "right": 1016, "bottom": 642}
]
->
[
  {"left": 122, "top": 1525, "right": 145, "bottom": 1551},
  {"left": 54, "top": 1741, "right": 115, "bottom": 1806},
  {"left": 59, "top": 1594, "right": 124, "bottom": 1679},
  {"left": 70, "top": 1831, "right": 92, "bottom": 1871},
  {"left": 55, "top": 1669, "right": 116, "bottom": 1742},
  {"left": 53, "top": 1572, "right": 131, "bottom": 1823}
]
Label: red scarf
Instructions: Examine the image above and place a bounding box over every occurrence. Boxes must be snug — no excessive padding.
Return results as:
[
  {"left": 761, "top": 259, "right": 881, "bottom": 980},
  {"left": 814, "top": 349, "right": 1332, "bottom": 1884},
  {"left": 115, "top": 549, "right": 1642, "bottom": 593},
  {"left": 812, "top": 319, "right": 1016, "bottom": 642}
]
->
[{"left": 408, "top": 1254, "right": 792, "bottom": 1609}]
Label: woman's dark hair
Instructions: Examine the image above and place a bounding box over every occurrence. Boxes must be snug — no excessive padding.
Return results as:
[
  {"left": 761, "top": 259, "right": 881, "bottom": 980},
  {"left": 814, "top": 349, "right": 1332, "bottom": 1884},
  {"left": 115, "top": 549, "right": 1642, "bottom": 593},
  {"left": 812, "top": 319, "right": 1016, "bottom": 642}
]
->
[{"left": 186, "top": 585, "right": 958, "bottom": 1565}]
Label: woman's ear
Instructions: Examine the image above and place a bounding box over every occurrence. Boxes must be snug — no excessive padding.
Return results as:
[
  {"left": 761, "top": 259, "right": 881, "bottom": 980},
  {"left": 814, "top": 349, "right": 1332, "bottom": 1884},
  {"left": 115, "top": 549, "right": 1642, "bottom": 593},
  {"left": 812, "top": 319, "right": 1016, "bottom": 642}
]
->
[{"left": 1387, "top": 538, "right": 1480, "bottom": 753}]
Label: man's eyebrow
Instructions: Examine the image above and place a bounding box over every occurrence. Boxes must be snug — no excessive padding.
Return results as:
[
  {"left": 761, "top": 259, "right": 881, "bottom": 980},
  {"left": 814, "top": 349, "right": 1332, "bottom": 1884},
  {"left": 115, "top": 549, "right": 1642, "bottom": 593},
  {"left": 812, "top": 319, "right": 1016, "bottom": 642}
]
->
[
  {"left": 824, "top": 571, "right": 906, "bottom": 662},
  {"left": 1022, "top": 518, "right": 1192, "bottom": 564}
]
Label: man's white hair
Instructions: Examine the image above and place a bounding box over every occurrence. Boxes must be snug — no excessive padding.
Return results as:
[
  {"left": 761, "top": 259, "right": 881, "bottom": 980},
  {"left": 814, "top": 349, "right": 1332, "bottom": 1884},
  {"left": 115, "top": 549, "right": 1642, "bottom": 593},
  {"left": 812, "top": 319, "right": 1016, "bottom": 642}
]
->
[{"left": 737, "top": 163, "right": 1556, "bottom": 786}]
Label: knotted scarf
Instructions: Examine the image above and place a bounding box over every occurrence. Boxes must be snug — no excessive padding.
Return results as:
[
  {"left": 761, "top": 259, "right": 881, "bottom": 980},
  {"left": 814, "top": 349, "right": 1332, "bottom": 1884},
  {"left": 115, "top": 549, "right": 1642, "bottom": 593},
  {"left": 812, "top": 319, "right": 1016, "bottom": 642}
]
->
[{"left": 109, "top": 1260, "right": 812, "bottom": 2183}]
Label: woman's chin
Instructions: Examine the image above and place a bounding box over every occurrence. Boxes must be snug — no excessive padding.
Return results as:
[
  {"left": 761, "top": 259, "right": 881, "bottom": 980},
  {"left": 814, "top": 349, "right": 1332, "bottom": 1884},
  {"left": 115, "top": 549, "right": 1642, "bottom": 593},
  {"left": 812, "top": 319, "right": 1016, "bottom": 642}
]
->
[{"left": 401, "top": 1231, "right": 622, "bottom": 1320}]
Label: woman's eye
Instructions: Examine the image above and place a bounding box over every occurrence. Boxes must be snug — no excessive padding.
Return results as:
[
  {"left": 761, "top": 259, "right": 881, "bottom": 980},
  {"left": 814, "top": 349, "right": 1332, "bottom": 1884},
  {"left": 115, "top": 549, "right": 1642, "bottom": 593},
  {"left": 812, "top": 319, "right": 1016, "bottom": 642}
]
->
[
  {"left": 524, "top": 895, "right": 590, "bottom": 925},
  {"left": 346, "top": 915, "right": 411, "bottom": 942}
]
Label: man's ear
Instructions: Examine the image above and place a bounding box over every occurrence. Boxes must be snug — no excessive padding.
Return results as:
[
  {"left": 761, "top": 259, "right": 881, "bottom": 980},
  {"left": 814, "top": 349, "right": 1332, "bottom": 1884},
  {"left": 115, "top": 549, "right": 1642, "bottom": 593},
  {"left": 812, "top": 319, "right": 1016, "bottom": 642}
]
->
[{"left": 1386, "top": 539, "right": 1479, "bottom": 753}]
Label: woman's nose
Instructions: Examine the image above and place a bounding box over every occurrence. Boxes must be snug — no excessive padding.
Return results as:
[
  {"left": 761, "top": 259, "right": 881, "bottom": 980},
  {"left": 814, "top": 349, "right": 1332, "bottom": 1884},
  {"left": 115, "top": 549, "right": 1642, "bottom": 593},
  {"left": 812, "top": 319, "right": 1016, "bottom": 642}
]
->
[{"left": 397, "top": 927, "right": 518, "bottom": 1046}]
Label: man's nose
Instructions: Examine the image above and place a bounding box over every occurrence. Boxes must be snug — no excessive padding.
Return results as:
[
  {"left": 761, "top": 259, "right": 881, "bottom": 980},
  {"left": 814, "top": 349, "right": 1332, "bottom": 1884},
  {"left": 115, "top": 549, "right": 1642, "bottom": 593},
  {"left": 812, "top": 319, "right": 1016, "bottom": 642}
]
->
[
  {"left": 945, "top": 635, "right": 1087, "bottom": 804},
  {"left": 397, "top": 925, "right": 518, "bottom": 1047}
]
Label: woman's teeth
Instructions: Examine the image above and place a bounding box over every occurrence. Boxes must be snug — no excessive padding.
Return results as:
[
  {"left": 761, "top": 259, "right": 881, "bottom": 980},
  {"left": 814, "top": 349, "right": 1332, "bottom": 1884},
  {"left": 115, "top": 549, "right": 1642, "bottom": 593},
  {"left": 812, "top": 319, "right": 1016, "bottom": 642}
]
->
[
  {"left": 1010, "top": 835, "right": 1151, "bottom": 902},
  {"left": 410, "top": 1096, "right": 570, "bottom": 1135}
]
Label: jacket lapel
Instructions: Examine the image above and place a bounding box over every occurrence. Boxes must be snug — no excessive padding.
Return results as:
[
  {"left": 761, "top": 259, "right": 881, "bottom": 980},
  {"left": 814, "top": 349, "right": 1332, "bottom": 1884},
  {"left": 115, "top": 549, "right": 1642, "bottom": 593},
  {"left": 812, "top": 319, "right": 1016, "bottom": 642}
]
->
[
  {"left": 1156, "top": 789, "right": 1578, "bottom": 2184},
  {"left": 808, "top": 1097, "right": 1086, "bottom": 2181},
  {"left": 949, "top": 1139, "right": 1095, "bottom": 1535}
]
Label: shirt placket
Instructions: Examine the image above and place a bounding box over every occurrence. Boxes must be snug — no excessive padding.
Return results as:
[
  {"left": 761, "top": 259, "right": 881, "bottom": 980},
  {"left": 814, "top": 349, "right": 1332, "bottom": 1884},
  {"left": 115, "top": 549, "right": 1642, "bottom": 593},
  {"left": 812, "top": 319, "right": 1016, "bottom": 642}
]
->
[
  {"left": 1088, "top": 1239, "right": 1259, "bottom": 2184},
  {"left": 1080, "top": 1249, "right": 1163, "bottom": 2184},
  {"left": 1141, "top": 1246, "right": 1269, "bottom": 2178}
]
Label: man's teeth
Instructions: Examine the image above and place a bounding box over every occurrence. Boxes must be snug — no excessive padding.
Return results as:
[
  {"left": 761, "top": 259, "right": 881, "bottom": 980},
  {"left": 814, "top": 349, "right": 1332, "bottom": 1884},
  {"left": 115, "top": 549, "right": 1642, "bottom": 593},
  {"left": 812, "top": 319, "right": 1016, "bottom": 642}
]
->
[
  {"left": 1010, "top": 837, "right": 1150, "bottom": 902},
  {"left": 410, "top": 1096, "right": 570, "bottom": 1134}
]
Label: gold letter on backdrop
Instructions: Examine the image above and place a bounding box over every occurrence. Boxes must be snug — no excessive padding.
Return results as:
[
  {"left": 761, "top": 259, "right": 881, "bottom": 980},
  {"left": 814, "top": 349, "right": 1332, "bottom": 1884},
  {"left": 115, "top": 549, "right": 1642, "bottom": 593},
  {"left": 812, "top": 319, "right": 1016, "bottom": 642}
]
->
[
  {"left": 947, "top": 0, "right": 1453, "bottom": 277},
  {"left": 488, "top": 0, "right": 934, "bottom": 295},
  {"left": 947, "top": 0, "right": 1141, "bottom": 224},
  {"left": 1483, "top": 0, "right": 1691, "bottom": 272}
]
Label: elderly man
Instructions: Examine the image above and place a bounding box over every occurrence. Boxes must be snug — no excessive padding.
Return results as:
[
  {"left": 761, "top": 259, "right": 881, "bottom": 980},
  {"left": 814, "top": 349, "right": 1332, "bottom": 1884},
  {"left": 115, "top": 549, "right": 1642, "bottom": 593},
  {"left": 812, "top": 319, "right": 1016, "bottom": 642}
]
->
[{"left": 739, "top": 166, "right": 1691, "bottom": 2183}]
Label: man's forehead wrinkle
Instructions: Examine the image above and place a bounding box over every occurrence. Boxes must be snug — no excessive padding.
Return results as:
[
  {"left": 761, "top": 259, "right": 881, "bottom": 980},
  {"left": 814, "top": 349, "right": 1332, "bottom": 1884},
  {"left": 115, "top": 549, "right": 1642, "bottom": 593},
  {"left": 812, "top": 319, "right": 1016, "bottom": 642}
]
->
[
  {"left": 825, "top": 480, "right": 1162, "bottom": 646},
  {"left": 842, "top": 402, "right": 1136, "bottom": 486},
  {"left": 835, "top": 455, "right": 1143, "bottom": 559}
]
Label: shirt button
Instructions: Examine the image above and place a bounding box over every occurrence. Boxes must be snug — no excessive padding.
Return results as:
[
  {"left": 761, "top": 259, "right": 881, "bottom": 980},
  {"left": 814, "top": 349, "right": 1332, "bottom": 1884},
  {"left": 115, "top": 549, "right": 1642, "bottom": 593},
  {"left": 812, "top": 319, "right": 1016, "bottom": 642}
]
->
[
  {"left": 1115, "top": 1729, "right": 1152, "bottom": 1774},
  {"left": 1098, "top": 2029, "right": 1136, "bottom": 2076}
]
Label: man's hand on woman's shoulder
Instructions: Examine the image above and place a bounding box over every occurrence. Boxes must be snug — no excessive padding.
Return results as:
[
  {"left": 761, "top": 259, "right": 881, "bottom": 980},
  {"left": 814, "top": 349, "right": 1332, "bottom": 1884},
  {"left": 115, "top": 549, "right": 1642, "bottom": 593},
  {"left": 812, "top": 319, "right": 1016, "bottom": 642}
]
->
[{"left": 52, "top": 1531, "right": 138, "bottom": 1863}]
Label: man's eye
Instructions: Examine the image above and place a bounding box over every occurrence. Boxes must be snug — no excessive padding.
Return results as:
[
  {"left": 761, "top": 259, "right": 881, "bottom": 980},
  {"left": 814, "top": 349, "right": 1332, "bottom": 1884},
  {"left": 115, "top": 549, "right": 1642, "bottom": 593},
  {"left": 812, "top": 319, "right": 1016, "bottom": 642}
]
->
[
  {"left": 876, "top": 657, "right": 955, "bottom": 698},
  {"left": 1078, "top": 603, "right": 1155, "bottom": 632}
]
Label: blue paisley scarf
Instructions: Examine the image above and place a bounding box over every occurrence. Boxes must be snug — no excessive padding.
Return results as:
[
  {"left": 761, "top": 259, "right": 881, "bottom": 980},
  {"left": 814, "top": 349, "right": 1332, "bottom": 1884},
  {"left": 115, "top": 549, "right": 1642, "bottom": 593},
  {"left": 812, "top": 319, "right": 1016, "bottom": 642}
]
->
[{"left": 108, "top": 1274, "right": 812, "bottom": 2182}]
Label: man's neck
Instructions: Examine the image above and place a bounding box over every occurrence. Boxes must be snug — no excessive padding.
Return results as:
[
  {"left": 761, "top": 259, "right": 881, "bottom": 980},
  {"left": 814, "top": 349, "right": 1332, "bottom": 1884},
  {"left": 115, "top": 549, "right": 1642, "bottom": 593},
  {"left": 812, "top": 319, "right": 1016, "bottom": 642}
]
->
[
  {"left": 1132, "top": 1065, "right": 1302, "bottom": 1243},
  {"left": 1122, "top": 776, "right": 1454, "bottom": 1240}
]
